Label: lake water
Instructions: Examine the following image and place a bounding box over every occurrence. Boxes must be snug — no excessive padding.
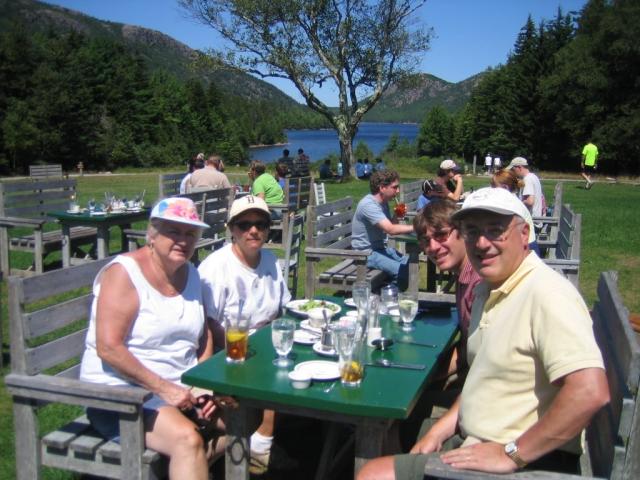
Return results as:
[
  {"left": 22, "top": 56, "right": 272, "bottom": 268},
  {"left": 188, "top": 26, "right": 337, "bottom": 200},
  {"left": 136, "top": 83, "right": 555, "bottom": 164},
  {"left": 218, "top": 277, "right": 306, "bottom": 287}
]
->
[{"left": 249, "top": 122, "right": 418, "bottom": 163}]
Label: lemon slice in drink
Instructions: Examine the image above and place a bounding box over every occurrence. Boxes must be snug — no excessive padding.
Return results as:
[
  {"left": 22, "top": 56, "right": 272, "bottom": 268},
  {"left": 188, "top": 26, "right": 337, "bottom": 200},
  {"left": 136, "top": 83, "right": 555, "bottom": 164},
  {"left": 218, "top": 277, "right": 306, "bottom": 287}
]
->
[{"left": 227, "top": 330, "right": 246, "bottom": 342}]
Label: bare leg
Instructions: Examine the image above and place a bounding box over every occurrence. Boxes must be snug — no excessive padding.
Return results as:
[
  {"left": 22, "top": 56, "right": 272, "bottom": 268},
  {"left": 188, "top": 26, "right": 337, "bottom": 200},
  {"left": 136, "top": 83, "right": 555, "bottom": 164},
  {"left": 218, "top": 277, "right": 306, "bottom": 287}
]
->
[
  {"left": 256, "top": 409, "right": 275, "bottom": 437},
  {"left": 145, "top": 406, "right": 209, "bottom": 480},
  {"left": 357, "top": 456, "right": 396, "bottom": 480}
]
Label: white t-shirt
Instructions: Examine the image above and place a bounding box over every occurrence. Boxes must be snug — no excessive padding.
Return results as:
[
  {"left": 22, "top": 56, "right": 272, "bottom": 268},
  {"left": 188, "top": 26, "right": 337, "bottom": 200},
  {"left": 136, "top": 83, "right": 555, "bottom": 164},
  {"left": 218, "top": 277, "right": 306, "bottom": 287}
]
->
[
  {"left": 484, "top": 155, "right": 492, "bottom": 166},
  {"left": 521, "top": 172, "right": 543, "bottom": 218},
  {"left": 198, "top": 243, "right": 291, "bottom": 328},
  {"left": 179, "top": 173, "right": 191, "bottom": 194},
  {"left": 80, "top": 256, "right": 205, "bottom": 387},
  {"left": 493, "top": 157, "right": 501, "bottom": 168}
]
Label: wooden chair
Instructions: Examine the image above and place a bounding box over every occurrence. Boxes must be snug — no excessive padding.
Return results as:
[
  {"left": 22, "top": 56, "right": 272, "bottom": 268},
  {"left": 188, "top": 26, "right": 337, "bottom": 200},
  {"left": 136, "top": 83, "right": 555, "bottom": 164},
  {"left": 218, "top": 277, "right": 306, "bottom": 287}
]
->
[
  {"left": 314, "top": 182, "right": 327, "bottom": 206},
  {"left": 158, "top": 172, "right": 183, "bottom": 198},
  {"left": 5, "top": 258, "right": 167, "bottom": 479},
  {"left": 304, "top": 197, "right": 389, "bottom": 297},
  {"left": 0, "top": 178, "right": 97, "bottom": 277},
  {"left": 270, "top": 176, "right": 312, "bottom": 248},
  {"left": 280, "top": 213, "right": 304, "bottom": 299},
  {"left": 542, "top": 204, "right": 581, "bottom": 288},
  {"left": 422, "top": 270, "right": 640, "bottom": 479}
]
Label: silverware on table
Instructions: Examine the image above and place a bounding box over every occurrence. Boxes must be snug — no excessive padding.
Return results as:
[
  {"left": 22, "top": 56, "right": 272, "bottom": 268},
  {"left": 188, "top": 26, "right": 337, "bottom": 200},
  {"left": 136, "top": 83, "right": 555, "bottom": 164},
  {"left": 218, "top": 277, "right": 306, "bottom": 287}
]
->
[{"left": 367, "top": 359, "right": 425, "bottom": 370}]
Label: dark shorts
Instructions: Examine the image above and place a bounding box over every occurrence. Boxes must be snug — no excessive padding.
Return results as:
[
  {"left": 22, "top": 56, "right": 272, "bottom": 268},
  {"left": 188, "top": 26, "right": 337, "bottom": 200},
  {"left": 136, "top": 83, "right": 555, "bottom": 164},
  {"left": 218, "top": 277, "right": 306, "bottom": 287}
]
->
[
  {"left": 86, "top": 394, "right": 167, "bottom": 443},
  {"left": 582, "top": 165, "right": 596, "bottom": 174}
]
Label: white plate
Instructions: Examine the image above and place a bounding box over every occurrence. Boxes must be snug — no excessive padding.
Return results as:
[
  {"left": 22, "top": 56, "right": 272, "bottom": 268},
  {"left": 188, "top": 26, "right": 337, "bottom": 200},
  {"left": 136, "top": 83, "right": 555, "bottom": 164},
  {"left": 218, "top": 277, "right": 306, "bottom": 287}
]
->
[
  {"left": 286, "top": 299, "right": 341, "bottom": 317},
  {"left": 66, "top": 209, "right": 82, "bottom": 214},
  {"left": 293, "top": 329, "right": 319, "bottom": 345},
  {"left": 126, "top": 207, "right": 143, "bottom": 212},
  {"left": 312, "top": 342, "right": 337, "bottom": 357},
  {"left": 300, "top": 319, "right": 327, "bottom": 333},
  {"left": 344, "top": 298, "right": 357, "bottom": 308},
  {"left": 90, "top": 211, "right": 106, "bottom": 216},
  {"left": 294, "top": 360, "right": 340, "bottom": 381}
]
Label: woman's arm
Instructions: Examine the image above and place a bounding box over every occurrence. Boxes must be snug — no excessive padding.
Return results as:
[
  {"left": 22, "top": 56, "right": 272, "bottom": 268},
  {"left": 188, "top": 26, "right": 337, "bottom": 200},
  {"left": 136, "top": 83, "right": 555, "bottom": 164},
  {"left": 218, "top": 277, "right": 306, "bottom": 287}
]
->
[{"left": 95, "top": 264, "right": 196, "bottom": 409}]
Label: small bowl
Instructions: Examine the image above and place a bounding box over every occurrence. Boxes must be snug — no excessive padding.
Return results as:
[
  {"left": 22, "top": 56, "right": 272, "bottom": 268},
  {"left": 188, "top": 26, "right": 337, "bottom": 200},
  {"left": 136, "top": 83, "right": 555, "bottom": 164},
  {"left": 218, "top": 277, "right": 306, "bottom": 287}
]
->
[
  {"left": 372, "top": 337, "right": 394, "bottom": 351},
  {"left": 288, "top": 371, "right": 311, "bottom": 389},
  {"left": 307, "top": 307, "right": 337, "bottom": 328}
]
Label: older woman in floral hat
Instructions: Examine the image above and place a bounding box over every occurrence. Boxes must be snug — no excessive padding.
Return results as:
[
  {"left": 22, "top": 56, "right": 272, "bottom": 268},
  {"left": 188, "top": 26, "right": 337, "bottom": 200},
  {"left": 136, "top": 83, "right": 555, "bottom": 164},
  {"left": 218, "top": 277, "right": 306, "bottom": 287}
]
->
[{"left": 80, "top": 197, "right": 222, "bottom": 480}]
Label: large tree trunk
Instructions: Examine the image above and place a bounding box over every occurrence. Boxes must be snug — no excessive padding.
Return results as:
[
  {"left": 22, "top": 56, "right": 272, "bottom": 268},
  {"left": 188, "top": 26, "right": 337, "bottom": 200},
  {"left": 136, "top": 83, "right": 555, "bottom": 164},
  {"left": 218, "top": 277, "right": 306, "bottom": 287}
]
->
[{"left": 336, "top": 121, "right": 356, "bottom": 179}]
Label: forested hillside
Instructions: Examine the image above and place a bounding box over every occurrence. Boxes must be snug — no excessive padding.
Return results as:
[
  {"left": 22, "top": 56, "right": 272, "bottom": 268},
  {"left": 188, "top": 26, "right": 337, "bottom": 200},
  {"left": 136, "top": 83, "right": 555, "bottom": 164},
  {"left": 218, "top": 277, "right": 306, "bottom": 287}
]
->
[
  {"left": 0, "top": 0, "right": 327, "bottom": 175},
  {"left": 417, "top": 1, "right": 640, "bottom": 175}
]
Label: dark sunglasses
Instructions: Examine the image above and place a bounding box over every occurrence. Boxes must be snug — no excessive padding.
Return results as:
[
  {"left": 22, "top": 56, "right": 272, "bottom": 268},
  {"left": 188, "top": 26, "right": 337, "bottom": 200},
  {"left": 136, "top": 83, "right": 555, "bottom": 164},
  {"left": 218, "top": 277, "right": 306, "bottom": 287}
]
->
[{"left": 234, "top": 220, "right": 270, "bottom": 232}]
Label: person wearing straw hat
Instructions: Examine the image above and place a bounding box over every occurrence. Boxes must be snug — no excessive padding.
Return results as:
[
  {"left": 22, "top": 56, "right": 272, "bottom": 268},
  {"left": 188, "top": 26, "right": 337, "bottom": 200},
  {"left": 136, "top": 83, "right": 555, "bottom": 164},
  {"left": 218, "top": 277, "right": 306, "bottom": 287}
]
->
[
  {"left": 198, "top": 195, "right": 292, "bottom": 475},
  {"left": 80, "top": 197, "right": 223, "bottom": 480},
  {"left": 359, "top": 187, "right": 608, "bottom": 479}
]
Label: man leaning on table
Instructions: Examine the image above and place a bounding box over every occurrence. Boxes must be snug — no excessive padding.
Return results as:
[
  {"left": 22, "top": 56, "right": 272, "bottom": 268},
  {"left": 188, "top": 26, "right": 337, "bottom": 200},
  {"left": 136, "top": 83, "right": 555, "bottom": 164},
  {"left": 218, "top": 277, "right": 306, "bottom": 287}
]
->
[
  {"left": 358, "top": 187, "right": 609, "bottom": 480},
  {"left": 351, "top": 170, "right": 414, "bottom": 290}
]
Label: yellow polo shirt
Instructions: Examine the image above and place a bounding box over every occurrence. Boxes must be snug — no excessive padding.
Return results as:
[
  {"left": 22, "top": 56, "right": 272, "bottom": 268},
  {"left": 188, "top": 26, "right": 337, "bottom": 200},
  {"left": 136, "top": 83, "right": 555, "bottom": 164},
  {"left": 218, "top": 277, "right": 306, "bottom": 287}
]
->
[{"left": 459, "top": 253, "right": 604, "bottom": 453}]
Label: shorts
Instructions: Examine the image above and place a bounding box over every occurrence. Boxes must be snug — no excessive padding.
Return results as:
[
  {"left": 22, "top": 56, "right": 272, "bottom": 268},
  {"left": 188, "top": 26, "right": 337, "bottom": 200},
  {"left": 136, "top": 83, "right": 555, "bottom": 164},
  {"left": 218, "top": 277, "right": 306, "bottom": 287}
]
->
[
  {"left": 582, "top": 165, "right": 596, "bottom": 174},
  {"left": 86, "top": 394, "right": 167, "bottom": 443}
]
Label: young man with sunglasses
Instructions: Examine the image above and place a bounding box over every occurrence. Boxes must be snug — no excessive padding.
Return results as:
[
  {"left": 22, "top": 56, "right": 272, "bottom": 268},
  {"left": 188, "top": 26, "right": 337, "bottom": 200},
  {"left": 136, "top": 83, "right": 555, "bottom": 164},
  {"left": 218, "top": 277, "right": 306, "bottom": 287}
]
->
[
  {"left": 351, "top": 170, "right": 415, "bottom": 290},
  {"left": 359, "top": 187, "right": 608, "bottom": 480}
]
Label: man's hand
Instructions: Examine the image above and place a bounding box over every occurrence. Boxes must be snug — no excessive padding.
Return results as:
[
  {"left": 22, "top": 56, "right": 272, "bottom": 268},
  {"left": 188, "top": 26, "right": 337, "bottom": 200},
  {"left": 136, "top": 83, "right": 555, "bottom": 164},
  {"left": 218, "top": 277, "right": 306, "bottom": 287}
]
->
[
  {"left": 440, "top": 442, "right": 518, "bottom": 473},
  {"left": 410, "top": 432, "right": 445, "bottom": 454}
]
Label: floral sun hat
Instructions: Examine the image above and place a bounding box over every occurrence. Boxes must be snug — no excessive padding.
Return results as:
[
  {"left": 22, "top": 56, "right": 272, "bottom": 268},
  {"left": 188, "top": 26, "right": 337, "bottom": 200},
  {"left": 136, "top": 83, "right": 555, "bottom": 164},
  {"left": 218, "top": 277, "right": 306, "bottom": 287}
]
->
[{"left": 150, "top": 197, "right": 209, "bottom": 228}]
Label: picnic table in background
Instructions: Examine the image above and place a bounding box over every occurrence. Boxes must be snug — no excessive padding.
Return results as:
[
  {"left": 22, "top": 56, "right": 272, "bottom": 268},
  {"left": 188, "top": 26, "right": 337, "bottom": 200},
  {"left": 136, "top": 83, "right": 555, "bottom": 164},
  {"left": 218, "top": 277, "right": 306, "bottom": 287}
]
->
[{"left": 182, "top": 296, "right": 459, "bottom": 479}]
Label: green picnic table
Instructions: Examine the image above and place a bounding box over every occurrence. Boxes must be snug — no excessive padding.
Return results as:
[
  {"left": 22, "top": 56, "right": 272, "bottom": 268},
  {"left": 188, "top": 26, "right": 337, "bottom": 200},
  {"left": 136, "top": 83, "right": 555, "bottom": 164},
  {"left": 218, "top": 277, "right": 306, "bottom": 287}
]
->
[{"left": 182, "top": 296, "right": 459, "bottom": 479}]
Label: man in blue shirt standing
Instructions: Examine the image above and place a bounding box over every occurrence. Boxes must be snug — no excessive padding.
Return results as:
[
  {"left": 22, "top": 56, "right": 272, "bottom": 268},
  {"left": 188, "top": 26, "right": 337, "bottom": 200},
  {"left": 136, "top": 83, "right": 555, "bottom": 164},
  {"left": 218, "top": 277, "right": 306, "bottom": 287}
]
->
[
  {"left": 355, "top": 158, "right": 366, "bottom": 179},
  {"left": 351, "top": 171, "right": 415, "bottom": 289}
]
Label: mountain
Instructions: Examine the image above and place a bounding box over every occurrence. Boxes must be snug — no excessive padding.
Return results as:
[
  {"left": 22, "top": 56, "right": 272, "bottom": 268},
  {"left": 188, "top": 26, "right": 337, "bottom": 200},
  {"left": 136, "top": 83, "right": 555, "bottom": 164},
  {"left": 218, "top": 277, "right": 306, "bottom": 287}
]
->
[
  {"left": 0, "top": 0, "right": 303, "bottom": 108},
  {"left": 364, "top": 72, "right": 486, "bottom": 123}
]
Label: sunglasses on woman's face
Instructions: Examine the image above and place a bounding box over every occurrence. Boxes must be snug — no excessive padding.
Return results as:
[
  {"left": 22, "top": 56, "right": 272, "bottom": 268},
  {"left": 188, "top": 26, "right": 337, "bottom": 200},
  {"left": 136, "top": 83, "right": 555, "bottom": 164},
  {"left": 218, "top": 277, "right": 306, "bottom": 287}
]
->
[{"left": 234, "top": 220, "right": 270, "bottom": 232}]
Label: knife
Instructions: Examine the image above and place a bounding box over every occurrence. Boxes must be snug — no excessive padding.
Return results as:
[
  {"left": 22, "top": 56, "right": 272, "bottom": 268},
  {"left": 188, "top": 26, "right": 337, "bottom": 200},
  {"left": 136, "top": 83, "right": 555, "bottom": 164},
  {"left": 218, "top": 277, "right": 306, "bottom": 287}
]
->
[
  {"left": 394, "top": 339, "right": 438, "bottom": 348},
  {"left": 367, "top": 359, "right": 425, "bottom": 370}
]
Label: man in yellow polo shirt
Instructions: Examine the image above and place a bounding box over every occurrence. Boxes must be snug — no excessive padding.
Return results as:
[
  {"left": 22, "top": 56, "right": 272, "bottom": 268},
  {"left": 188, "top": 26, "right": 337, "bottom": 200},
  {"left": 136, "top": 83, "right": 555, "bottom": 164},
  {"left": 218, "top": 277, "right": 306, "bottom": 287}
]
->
[
  {"left": 581, "top": 140, "right": 599, "bottom": 189},
  {"left": 358, "top": 188, "right": 609, "bottom": 480}
]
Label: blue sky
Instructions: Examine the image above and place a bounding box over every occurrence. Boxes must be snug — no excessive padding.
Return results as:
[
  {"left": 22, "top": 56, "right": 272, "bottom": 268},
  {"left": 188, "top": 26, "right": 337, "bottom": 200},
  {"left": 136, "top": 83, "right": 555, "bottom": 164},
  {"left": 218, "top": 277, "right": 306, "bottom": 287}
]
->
[{"left": 42, "top": 0, "right": 588, "bottom": 106}]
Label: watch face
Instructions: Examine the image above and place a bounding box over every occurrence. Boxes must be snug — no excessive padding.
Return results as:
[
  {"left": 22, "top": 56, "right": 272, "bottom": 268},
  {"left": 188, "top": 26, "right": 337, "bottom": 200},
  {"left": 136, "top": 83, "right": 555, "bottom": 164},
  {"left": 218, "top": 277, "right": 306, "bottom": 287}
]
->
[{"left": 505, "top": 442, "right": 517, "bottom": 454}]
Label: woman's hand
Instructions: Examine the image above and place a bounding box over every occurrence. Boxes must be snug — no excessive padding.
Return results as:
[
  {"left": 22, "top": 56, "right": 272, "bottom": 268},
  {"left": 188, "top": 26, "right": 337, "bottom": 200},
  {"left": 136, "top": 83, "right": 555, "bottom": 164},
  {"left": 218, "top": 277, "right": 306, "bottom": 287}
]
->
[
  {"left": 195, "top": 394, "right": 218, "bottom": 420},
  {"left": 158, "top": 381, "right": 197, "bottom": 410}
]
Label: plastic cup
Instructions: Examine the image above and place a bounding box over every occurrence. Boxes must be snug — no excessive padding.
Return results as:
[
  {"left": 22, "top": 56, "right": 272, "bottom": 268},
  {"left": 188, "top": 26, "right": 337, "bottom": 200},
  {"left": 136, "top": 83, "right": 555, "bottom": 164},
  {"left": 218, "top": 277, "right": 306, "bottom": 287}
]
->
[{"left": 225, "top": 311, "right": 250, "bottom": 363}]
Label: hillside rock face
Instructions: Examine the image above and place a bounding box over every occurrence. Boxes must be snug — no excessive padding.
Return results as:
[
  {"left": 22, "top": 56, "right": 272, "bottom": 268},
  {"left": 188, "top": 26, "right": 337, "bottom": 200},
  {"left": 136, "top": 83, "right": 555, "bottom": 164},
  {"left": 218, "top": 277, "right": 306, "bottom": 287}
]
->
[{"left": 121, "top": 24, "right": 194, "bottom": 59}]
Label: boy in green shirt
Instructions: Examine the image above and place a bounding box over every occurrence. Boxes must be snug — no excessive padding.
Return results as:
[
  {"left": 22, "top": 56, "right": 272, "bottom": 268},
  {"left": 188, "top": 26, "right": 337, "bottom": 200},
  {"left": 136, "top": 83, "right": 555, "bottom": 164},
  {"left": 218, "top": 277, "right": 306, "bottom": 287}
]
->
[
  {"left": 581, "top": 141, "right": 599, "bottom": 189},
  {"left": 249, "top": 160, "right": 284, "bottom": 217}
]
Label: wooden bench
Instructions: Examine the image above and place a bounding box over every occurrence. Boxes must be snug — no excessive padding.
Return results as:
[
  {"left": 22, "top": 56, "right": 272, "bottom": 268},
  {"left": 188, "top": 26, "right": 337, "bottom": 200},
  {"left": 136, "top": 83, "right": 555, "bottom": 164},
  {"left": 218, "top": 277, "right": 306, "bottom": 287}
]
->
[
  {"left": 5, "top": 258, "right": 168, "bottom": 479},
  {"left": 158, "top": 172, "right": 183, "bottom": 198},
  {"left": 398, "top": 179, "right": 424, "bottom": 213},
  {"left": 0, "top": 178, "right": 97, "bottom": 277},
  {"left": 535, "top": 181, "right": 564, "bottom": 247},
  {"left": 542, "top": 204, "right": 581, "bottom": 288},
  {"left": 269, "top": 176, "right": 312, "bottom": 248},
  {"left": 422, "top": 270, "right": 640, "bottom": 479},
  {"left": 29, "top": 164, "right": 63, "bottom": 179},
  {"left": 125, "top": 187, "right": 233, "bottom": 265},
  {"left": 304, "top": 197, "right": 389, "bottom": 297}
]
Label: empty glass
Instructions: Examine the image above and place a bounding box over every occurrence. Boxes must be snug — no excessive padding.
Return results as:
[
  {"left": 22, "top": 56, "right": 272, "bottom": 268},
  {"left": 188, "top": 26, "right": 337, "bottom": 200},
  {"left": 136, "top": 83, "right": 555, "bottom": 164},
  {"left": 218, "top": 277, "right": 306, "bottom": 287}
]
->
[
  {"left": 352, "top": 280, "right": 371, "bottom": 311},
  {"left": 271, "top": 317, "right": 295, "bottom": 367},
  {"left": 381, "top": 284, "right": 398, "bottom": 314},
  {"left": 367, "top": 295, "right": 382, "bottom": 346},
  {"left": 334, "top": 321, "right": 363, "bottom": 387},
  {"left": 398, "top": 292, "right": 419, "bottom": 332}
]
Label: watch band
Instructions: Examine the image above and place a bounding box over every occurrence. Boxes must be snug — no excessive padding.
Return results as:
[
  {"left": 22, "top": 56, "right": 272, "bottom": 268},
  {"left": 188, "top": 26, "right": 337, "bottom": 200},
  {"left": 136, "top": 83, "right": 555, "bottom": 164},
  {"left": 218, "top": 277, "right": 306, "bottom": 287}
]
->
[{"left": 505, "top": 442, "right": 527, "bottom": 469}]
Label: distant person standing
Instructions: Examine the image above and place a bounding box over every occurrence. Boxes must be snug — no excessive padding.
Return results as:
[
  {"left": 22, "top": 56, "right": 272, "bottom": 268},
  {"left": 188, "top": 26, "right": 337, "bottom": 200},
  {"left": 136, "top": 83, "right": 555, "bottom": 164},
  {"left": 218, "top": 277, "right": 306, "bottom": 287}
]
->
[
  {"left": 507, "top": 157, "right": 544, "bottom": 231},
  {"left": 356, "top": 158, "right": 366, "bottom": 179},
  {"left": 581, "top": 141, "right": 599, "bottom": 190},
  {"left": 484, "top": 153, "right": 493, "bottom": 174},
  {"left": 292, "top": 148, "right": 310, "bottom": 177},
  {"left": 363, "top": 159, "right": 373, "bottom": 178},
  {"left": 493, "top": 155, "right": 502, "bottom": 171}
]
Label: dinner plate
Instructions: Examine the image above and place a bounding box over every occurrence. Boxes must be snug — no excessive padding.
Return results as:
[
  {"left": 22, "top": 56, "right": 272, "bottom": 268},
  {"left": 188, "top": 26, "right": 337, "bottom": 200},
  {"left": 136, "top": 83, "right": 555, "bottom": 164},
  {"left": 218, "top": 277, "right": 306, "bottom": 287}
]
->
[
  {"left": 90, "top": 211, "right": 107, "bottom": 216},
  {"left": 285, "top": 299, "right": 341, "bottom": 317},
  {"left": 66, "top": 209, "right": 82, "bottom": 214},
  {"left": 344, "top": 298, "right": 356, "bottom": 308},
  {"left": 126, "top": 207, "right": 143, "bottom": 212},
  {"left": 293, "top": 329, "right": 318, "bottom": 345},
  {"left": 312, "top": 342, "right": 337, "bottom": 357},
  {"left": 294, "top": 360, "right": 340, "bottom": 381}
]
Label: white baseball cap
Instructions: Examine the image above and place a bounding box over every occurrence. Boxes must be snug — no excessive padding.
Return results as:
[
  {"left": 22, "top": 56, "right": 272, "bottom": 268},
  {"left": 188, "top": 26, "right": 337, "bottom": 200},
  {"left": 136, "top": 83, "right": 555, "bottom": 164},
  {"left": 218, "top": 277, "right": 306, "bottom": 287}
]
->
[
  {"left": 452, "top": 187, "right": 536, "bottom": 243},
  {"left": 507, "top": 157, "right": 528, "bottom": 169},
  {"left": 150, "top": 197, "right": 209, "bottom": 229},
  {"left": 228, "top": 195, "right": 270, "bottom": 223},
  {"left": 440, "top": 159, "right": 458, "bottom": 170}
]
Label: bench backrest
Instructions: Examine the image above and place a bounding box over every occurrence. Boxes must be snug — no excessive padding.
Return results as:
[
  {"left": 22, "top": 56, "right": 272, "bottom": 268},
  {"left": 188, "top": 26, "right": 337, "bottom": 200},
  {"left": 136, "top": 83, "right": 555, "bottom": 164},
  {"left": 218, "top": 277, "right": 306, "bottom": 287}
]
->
[
  {"left": 555, "top": 204, "right": 581, "bottom": 261},
  {"left": 313, "top": 182, "right": 327, "bottom": 206},
  {"left": 586, "top": 271, "right": 640, "bottom": 479},
  {"left": 178, "top": 188, "right": 233, "bottom": 242},
  {"left": 9, "top": 258, "right": 112, "bottom": 378},
  {"left": 399, "top": 179, "right": 423, "bottom": 211},
  {"left": 0, "top": 178, "right": 78, "bottom": 220},
  {"left": 284, "top": 176, "right": 312, "bottom": 211},
  {"left": 306, "top": 197, "right": 354, "bottom": 250},
  {"left": 551, "top": 181, "right": 564, "bottom": 217},
  {"left": 158, "top": 172, "right": 183, "bottom": 198},
  {"left": 29, "top": 164, "right": 63, "bottom": 179}
]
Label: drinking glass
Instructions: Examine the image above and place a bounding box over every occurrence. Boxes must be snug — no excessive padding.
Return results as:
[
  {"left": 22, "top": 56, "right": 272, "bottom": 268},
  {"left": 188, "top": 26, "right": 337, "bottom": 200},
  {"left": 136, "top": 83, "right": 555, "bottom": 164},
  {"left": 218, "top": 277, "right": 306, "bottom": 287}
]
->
[
  {"left": 367, "top": 295, "right": 382, "bottom": 346},
  {"left": 271, "top": 318, "right": 295, "bottom": 367},
  {"left": 334, "top": 322, "right": 363, "bottom": 387},
  {"left": 398, "top": 292, "right": 419, "bottom": 332},
  {"left": 394, "top": 202, "right": 407, "bottom": 219},
  {"left": 224, "top": 310, "right": 250, "bottom": 364},
  {"left": 381, "top": 284, "right": 398, "bottom": 314},
  {"left": 88, "top": 198, "right": 96, "bottom": 212},
  {"left": 352, "top": 280, "right": 371, "bottom": 311}
]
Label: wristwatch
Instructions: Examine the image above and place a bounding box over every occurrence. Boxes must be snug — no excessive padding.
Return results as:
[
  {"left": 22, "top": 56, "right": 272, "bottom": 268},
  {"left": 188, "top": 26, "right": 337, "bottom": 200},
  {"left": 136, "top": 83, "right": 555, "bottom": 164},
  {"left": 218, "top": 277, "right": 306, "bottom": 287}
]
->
[{"left": 504, "top": 441, "right": 527, "bottom": 469}]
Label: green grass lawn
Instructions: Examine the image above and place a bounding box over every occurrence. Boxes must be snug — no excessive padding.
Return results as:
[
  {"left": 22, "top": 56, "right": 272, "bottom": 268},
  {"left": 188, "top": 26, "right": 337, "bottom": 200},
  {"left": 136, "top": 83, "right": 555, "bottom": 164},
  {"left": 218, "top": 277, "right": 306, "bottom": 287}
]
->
[{"left": 1, "top": 169, "right": 638, "bottom": 478}]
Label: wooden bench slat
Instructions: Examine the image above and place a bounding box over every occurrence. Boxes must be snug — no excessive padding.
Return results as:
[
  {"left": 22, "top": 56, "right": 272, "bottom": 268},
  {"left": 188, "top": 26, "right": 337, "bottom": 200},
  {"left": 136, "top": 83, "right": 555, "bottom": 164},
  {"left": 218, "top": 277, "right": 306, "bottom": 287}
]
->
[
  {"left": 25, "top": 329, "right": 87, "bottom": 375},
  {"left": 42, "top": 415, "right": 92, "bottom": 450}
]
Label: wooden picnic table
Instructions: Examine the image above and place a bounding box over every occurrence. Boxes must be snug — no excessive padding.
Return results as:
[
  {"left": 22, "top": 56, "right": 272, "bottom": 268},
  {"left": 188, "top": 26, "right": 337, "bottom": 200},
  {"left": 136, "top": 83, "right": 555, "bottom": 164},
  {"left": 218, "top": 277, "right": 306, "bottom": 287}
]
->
[
  {"left": 182, "top": 296, "right": 458, "bottom": 479},
  {"left": 48, "top": 208, "right": 150, "bottom": 266}
]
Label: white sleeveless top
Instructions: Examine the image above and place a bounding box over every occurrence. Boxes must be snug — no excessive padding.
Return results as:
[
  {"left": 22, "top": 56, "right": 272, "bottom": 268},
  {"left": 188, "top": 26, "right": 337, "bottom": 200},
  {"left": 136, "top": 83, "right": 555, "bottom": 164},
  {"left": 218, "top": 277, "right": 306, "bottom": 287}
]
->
[{"left": 80, "top": 255, "right": 205, "bottom": 387}]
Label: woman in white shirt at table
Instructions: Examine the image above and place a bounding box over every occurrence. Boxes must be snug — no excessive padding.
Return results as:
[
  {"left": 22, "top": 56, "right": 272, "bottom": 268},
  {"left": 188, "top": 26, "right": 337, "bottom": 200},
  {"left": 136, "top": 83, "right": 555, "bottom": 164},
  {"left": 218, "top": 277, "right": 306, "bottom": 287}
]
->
[{"left": 198, "top": 195, "right": 291, "bottom": 475}]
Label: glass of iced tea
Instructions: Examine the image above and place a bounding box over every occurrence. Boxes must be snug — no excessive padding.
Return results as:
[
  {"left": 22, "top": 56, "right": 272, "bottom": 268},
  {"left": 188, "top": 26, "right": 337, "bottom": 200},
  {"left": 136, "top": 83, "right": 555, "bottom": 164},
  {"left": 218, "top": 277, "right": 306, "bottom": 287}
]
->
[
  {"left": 394, "top": 202, "right": 407, "bottom": 219},
  {"left": 224, "top": 310, "right": 250, "bottom": 364}
]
